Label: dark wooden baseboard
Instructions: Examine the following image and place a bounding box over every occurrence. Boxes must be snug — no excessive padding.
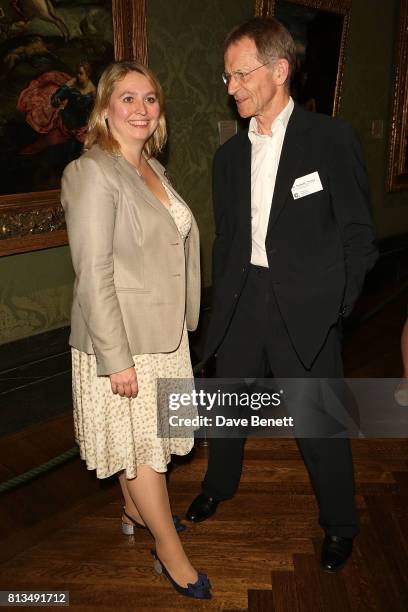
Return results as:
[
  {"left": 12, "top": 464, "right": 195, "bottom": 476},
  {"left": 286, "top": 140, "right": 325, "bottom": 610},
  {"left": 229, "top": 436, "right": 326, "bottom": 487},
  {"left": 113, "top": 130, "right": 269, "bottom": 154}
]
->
[
  {"left": 0, "top": 326, "right": 70, "bottom": 372},
  {"left": 0, "top": 326, "right": 71, "bottom": 437}
]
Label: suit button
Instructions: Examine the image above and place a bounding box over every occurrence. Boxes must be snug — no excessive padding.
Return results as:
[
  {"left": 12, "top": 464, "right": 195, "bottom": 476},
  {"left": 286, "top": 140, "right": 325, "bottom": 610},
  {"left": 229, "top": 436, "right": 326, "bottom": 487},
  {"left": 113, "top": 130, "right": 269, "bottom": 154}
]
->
[
  {"left": 242, "top": 266, "right": 246, "bottom": 273},
  {"left": 340, "top": 304, "right": 348, "bottom": 317},
  {"left": 269, "top": 249, "right": 277, "bottom": 255},
  {"left": 233, "top": 293, "right": 238, "bottom": 299}
]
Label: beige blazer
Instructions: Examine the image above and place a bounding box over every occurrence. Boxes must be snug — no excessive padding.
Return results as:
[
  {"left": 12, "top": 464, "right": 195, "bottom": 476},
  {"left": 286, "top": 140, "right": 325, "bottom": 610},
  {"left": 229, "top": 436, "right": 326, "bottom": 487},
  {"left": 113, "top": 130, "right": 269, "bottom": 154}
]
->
[{"left": 61, "top": 144, "right": 200, "bottom": 376}]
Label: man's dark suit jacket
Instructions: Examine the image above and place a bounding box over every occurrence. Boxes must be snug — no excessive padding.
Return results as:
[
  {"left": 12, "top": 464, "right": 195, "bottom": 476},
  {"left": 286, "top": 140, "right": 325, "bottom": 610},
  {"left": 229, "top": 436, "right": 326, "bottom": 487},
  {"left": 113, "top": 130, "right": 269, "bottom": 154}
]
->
[{"left": 205, "top": 103, "right": 378, "bottom": 368}]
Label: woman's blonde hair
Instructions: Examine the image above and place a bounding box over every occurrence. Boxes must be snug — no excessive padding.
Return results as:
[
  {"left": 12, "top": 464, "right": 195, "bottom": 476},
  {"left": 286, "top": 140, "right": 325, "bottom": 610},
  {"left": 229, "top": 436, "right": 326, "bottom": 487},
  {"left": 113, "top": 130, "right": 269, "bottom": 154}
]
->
[{"left": 84, "top": 61, "right": 166, "bottom": 158}]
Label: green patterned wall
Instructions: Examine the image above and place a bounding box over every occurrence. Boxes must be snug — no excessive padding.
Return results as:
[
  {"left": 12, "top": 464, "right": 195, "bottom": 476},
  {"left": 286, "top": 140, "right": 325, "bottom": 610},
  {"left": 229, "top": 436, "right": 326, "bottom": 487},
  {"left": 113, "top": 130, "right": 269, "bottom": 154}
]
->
[
  {"left": 0, "top": 0, "right": 406, "bottom": 344},
  {"left": 0, "top": 247, "right": 74, "bottom": 343},
  {"left": 146, "top": 0, "right": 253, "bottom": 286}
]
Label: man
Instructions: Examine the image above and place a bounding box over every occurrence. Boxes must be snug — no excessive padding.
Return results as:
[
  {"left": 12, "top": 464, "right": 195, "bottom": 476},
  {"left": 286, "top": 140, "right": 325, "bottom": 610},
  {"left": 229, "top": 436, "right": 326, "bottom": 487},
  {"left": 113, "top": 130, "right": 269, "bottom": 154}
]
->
[{"left": 186, "top": 17, "right": 378, "bottom": 571}]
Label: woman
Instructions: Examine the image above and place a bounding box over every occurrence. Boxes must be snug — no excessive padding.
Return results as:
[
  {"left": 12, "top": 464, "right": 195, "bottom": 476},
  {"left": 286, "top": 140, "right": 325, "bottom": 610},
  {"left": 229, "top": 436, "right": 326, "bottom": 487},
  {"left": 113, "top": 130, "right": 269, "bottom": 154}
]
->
[
  {"left": 17, "top": 61, "right": 95, "bottom": 155},
  {"left": 61, "top": 61, "right": 211, "bottom": 600}
]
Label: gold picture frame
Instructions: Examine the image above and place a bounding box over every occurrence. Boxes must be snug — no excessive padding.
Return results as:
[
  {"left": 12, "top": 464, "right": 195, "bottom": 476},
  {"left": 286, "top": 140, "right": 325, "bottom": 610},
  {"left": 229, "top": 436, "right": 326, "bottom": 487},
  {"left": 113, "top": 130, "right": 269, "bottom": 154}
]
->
[
  {"left": 255, "top": 0, "right": 352, "bottom": 116},
  {"left": 387, "top": 0, "right": 408, "bottom": 192},
  {"left": 0, "top": 0, "right": 147, "bottom": 257}
]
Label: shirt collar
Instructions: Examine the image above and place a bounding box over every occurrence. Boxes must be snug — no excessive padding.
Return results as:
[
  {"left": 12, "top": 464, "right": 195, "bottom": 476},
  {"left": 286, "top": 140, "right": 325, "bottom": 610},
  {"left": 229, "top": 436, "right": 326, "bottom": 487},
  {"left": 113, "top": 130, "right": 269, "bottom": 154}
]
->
[{"left": 248, "top": 97, "right": 294, "bottom": 142}]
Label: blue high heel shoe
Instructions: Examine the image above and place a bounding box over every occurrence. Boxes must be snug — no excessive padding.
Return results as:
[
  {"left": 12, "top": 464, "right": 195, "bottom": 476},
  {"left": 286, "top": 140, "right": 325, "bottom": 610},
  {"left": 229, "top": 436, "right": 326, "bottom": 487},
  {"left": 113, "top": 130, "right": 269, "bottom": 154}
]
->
[
  {"left": 121, "top": 508, "right": 186, "bottom": 535},
  {"left": 150, "top": 549, "right": 212, "bottom": 599}
]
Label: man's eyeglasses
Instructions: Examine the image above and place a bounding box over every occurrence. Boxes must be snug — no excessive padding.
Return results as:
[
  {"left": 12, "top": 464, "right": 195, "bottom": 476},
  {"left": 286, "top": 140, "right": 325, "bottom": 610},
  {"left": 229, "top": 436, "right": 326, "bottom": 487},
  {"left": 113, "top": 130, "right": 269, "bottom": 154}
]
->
[{"left": 222, "top": 61, "right": 270, "bottom": 86}]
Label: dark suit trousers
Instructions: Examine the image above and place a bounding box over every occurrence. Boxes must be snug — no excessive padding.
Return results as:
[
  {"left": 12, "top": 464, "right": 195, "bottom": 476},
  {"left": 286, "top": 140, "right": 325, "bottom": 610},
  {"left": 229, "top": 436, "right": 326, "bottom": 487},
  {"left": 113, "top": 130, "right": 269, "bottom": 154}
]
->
[{"left": 202, "top": 265, "right": 358, "bottom": 538}]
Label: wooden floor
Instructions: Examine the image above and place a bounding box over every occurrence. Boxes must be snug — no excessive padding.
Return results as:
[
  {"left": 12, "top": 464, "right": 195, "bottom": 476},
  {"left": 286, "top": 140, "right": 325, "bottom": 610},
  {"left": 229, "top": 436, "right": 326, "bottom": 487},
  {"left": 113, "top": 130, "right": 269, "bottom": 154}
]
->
[{"left": 0, "top": 291, "right": 407, "bottom": 611}]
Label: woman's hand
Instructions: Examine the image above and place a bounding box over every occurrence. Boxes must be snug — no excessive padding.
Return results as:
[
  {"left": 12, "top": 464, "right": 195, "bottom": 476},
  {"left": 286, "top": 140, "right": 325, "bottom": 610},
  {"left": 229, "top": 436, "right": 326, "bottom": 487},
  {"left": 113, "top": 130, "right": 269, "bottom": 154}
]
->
[{"left": 109, "top": 366, "right": 138, "bottom": 398}]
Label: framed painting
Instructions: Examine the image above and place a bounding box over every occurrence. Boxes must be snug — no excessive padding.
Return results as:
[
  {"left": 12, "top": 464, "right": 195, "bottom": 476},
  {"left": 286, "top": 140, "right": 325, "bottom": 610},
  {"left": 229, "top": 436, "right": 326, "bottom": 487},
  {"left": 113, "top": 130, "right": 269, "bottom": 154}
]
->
[
  {"left": 0, "top": 0, "right": 147, "bottom": 256},
  {"left": 255, "top": 0, "right": 352, "bottom": 116},
  {"left": 387, "top": 0, "right": 408, "bottom": 192}
]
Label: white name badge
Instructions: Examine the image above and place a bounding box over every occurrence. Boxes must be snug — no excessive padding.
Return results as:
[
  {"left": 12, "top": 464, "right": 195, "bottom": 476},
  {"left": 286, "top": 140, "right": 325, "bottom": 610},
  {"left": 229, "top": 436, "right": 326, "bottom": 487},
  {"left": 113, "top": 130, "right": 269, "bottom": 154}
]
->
[{"left": 291, "top": 171, "right": 323, "bottom": 200}]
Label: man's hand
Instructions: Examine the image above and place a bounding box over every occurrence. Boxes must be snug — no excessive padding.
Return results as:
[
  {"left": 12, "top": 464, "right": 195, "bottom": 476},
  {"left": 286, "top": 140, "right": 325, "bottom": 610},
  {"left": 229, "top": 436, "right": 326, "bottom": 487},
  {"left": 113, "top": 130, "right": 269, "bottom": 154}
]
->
[{"left": 109, "top": 366, "right": 138, "bottom": 398}]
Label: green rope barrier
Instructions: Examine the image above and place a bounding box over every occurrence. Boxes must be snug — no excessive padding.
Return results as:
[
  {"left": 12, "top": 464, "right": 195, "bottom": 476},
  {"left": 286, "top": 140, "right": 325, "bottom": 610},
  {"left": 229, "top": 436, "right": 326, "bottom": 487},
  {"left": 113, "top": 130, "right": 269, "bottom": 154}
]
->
[{"left": 0, "top": 447, "right": 79, "bottom": 494}]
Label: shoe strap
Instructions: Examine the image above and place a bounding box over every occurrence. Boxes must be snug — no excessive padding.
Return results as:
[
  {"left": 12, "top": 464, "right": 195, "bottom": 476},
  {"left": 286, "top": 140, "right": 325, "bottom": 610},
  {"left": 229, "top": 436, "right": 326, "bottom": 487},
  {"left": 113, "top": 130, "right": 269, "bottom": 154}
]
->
[{"left": 122, "top": 507, "right": 139, "bottom": 525}]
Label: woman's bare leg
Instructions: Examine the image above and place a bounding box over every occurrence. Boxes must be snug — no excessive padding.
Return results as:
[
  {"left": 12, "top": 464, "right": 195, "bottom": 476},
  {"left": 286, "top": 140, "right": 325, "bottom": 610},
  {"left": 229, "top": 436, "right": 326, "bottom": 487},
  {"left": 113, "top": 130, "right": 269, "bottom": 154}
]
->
[{"left": 122, "top": 465, "right": 197, "bottom": 587}]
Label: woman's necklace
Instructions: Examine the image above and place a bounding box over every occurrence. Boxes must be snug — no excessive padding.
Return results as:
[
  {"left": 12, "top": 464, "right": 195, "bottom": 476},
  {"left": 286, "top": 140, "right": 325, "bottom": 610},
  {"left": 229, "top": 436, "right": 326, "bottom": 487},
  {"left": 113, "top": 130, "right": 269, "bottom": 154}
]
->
[{"left": 135, "top": 160, "right": 145, "bottom": 181}]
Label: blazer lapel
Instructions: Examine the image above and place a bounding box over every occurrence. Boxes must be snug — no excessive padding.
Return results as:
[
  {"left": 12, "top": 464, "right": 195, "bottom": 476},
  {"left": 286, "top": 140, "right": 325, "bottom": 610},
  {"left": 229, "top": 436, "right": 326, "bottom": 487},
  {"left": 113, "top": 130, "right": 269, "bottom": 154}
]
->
[
  {"left": 148, "top": 158, "right": 199, "bottom": 230},
  {"left": 266, "top": 104, "right": 311, "bottom": 235},
  {"left": 236, "top": 133, "right": 252, "bottom": 242},
  {"left": 115, "top": 155, "right": 174, "bottom": 224},
  {"left": 148, "top": 159, "right": 189, "bottom": 208}
]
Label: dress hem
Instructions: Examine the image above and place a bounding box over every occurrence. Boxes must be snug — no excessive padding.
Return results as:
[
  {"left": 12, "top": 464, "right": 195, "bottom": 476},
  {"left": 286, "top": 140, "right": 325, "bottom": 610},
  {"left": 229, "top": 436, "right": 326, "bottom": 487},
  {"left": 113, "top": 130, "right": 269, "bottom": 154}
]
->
[{"left": 78, "top": 442, "right": 194, "bottom": 480}]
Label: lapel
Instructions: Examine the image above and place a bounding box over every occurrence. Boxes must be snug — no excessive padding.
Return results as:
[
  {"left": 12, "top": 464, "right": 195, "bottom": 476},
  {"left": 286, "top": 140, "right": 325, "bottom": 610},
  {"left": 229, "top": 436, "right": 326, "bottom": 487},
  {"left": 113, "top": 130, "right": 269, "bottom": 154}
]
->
[
  {"left": 114, "top": 154, "right": 175, "bottom": 225},
  {"left": 148, "top": 158, "right": 190, "bottom": 210},
  {"left": 148, "top": 157, "right": 199, "bottom": 235},
  {"left": 266, "top": 104, "right": 312, "bottom": 237},
  {"left": 115, "top": 154, "right": 199, "bottom": 239},
  {"left": 235, "top": 132, "right": 252, "bottom": 240}
]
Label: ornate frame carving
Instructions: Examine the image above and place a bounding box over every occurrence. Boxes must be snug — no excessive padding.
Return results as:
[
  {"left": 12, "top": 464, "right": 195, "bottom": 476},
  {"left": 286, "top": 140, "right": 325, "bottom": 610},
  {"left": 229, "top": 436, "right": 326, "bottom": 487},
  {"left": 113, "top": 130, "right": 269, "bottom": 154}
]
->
[
  {"left": 0, "top": 0, "right": 147, "bottom": 256},
  {"left": 255, "top": 0, "right": 352, "bottom": 116},
  {"left": 387, "top": 0, "right": 408, "bottom": 192}
]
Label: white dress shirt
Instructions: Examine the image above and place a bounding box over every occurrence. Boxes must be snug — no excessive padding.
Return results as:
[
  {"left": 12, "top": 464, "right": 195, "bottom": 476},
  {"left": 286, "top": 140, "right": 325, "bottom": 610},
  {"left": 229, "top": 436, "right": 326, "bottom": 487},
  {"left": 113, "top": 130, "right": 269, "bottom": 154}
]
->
[{"left": 248, "top": 97, "right": 294, "bottom": 267}]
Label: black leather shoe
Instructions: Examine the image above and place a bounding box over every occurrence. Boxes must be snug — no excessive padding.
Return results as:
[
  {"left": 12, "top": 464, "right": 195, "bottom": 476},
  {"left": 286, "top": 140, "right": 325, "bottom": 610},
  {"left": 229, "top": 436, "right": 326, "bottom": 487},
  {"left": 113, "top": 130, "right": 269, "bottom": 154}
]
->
[
  {"left": 186, "top": 494, "right": 219, "bottom": 523},
  {"left": 321, "top": 535, "right": 354, "bottom": 572}
]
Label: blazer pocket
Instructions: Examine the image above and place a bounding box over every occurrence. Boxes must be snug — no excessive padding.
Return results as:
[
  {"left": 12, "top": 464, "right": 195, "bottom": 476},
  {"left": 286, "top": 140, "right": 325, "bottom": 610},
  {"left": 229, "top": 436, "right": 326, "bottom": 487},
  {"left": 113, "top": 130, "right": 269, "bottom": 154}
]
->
[{"left": 115, "top": 287, "right": 152, "bottom": 294}]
